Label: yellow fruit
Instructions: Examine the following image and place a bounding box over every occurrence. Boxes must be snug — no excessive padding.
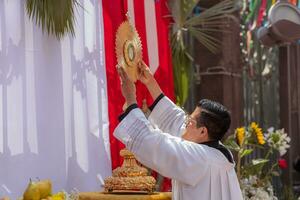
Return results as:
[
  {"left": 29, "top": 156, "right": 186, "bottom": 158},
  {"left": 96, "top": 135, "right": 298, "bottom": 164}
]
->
[
  {"left": 23, "top": 181, "right": 40, "bottom": 200},
  {"left": 36, "top": 180, "right": 52, "bottom": 199},
  {"left": 45, "top": 192, "right": 65, "bottom": 200}
]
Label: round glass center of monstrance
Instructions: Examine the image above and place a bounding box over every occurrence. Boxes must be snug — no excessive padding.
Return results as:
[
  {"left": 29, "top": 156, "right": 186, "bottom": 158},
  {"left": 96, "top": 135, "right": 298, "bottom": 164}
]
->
[{"left": 127, "top": 43, "right": 135, "bottom": 62}]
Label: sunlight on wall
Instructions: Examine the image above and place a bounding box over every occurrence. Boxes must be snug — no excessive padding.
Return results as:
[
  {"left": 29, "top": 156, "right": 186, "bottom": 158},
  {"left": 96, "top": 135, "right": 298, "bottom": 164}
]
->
[
  {"left": 1, "top": 184, "right": 11, "bottom": 194},
  {"left": 84, "top": 0, "right": 101, "bottom": 139},
  {"left": 0, "top": 14, "right": 2, "bottom": 52},
  {"left": 4, "top": 1, "right": 21, "bottom": 45},
  {"left": 61, "top": 36, "right": 73, "bottom": 174},
  {"left": 0, "top": 0, "right": 112, "bottom": 198},
  {"left": 73, "top": 90, "right": 89, "bottom": 173},
  {"left": 72, "top": 2, "right": 89, "bottom": 174},
  {"left": 25, "top": 9, "right": 38, "bottom": 154},
  {"left": 84, "top": 0, "right": 96, "bottom": 53},
  {"left": 98, "top": 0, "right": 111, "bottom": 163},
  {"left": 0, "top": 85, "right": 3, "bottom": 153},
  {"left": 7, "top": 77, "right": 24, "bottom": 155},
  {"left": 86, "top": 70, "right": 100, "bottom": 139},
  {"left": 4, "top": 0, "right": 24, "bottom": 156}
]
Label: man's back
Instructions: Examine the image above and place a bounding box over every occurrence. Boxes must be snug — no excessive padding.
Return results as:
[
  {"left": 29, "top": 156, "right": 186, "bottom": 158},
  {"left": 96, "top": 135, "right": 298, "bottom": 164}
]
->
[
  {"left": 171, "top": 144, "right": 242, "bottom": 200},
  {"left": 114, "top": 108, "right": 243, "bottom": 200}
]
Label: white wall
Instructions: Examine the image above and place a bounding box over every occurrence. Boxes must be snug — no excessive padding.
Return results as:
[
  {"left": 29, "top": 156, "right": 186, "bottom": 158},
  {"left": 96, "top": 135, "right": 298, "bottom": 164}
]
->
[{"left": 0, "top": 0, "right": 111, "bottom": 198}]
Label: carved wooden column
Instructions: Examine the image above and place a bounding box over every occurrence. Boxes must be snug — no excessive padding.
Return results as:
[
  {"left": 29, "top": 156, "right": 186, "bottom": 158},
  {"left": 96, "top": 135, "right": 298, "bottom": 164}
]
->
[
  {"left": 279, "top": 44, "right": 300, "bottom": 186},
  {"left": 192, "top": 6, "right": 243, "bottom": 134}
]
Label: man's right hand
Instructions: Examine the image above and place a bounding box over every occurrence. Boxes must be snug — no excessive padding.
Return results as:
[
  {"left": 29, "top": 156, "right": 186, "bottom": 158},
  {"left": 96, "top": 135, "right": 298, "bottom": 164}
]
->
[
  {"left": 137, "top": 61, "right": 154, "bottom": 84},
  {"left": 137, "top": 61, "right": 163, "bottom": 100}
]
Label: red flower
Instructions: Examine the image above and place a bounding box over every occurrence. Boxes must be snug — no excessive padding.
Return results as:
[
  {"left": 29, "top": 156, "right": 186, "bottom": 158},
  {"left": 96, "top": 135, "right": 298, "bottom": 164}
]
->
[{"left": 278, "top": 158, "right": 288, "bottom": 169}]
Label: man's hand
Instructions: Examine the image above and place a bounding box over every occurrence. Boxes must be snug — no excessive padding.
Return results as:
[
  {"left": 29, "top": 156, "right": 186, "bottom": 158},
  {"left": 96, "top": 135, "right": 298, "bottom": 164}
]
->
[
  {"left": 138, "top": 61, "right": 154, "bottom": 84},
  {"left": 137, "top": 61, "right": 162, "bottom": 100},
  {"left": 117, "top": 66, "right": 137, "bottom": 106}
]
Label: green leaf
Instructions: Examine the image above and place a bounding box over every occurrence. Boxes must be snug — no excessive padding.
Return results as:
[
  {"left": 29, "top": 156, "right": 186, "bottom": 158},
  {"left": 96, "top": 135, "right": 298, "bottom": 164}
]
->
[
  {"left": 171, "top": 34, "right": 192, "bottom": 106},
  {"left": 242, "top": 159, "right": 269, "bottom": 177},
  {"left": 223, "top": 137, "right": 240, "bottom": 151},
  {"left": 252, "top": 159, "right": 269, "bottom": 165},
  {"left": 240, "top": 149, "right": 253, "bottom": 158}
]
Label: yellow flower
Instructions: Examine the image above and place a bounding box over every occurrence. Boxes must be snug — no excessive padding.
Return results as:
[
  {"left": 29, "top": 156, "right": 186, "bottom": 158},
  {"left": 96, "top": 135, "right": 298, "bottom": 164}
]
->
[
  {"left": 250, "top": 122, "right": 265, "bottom": 145},
  {"left": 49, "top": 192, "right": 65, "bottom": 200},
  {"left": 236, "top": 127, "right": 245, "bottom": 146},
  {"left": 250, "top": 122, "right": 259, "bottom": 130}
]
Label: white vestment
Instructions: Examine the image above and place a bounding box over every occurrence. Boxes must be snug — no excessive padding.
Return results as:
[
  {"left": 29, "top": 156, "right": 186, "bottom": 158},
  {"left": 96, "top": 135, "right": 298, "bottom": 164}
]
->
[{"left": 114, "top": 97, "right": 243, "bottom": 200}]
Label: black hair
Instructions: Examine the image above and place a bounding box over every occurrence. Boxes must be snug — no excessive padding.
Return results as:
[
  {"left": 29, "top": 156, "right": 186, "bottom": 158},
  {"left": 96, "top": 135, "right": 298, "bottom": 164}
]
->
[
  {"left": 294, "top": 156, "right": 300, "bottom": 173},
  {"left": 197, "top": 99, "right": 231, "bottom": 141}
]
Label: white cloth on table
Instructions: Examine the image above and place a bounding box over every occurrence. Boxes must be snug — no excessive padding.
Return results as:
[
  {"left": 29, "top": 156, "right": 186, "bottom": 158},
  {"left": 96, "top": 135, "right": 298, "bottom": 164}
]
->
[{"left": 114, "top": 96, "right": 243, "bottom": 200}]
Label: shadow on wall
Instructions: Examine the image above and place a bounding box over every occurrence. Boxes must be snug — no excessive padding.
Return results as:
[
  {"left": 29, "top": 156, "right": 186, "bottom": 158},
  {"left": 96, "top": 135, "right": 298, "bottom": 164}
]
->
[{"left": 0, "top": 0, "right": 111, "bottom": 199}]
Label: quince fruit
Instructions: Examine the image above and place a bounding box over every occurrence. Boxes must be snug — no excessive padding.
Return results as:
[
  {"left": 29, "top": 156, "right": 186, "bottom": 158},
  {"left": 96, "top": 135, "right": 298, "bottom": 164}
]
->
[
  {"left": 23, "top": 180, "right": 40, "bottom": 200},
  {"left": 36, "top": 180, "right": 52, "bottom": 199}
]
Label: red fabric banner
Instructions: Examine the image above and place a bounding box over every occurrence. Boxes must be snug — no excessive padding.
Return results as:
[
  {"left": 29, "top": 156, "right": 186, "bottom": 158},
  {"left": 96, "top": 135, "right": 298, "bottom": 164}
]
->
[
  {"left": 102, "top": 1, "right": 175, "bottom": 192},
  {"left": 102, "top": 0, "right": 127, "bottom": 169}
]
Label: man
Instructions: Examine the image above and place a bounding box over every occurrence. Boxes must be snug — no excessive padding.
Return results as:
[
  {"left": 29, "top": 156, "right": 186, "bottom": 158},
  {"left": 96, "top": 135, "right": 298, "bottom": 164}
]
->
[{"left": 114, "top": 62, "right": 243, "bottom": 200}]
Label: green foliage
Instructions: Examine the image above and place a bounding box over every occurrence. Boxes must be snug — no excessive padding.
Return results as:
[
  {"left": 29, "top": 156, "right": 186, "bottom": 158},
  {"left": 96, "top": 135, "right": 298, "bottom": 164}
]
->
[
  {"left": 224, "top": 123, "right": 273, "bottom": 180},
  {"left": 171, "top": 33, "right": 192, "bottom": 106},
  {"left": 242, "top": 158, "right": 269, "bottom": 177},
  {"left": 25, "top": 0, "right": 81, "bottom": 39},
  {"left": 240, "top": 149, "right": 253, "bottom": 158},
  {"left": 223, "top": 135, "right": 240, "bottom": 151},
  {"left": 224, "top": 123, "right": 291, "bottom": 198},
  {"left": 169, "top": 0, "right": 237, "bottom": 106}
]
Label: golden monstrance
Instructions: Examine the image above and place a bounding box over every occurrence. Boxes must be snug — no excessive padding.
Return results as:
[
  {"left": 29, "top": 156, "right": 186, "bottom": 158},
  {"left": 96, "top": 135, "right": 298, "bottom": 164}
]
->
[{"left": 115, "top": 14, "right": 142, "bottom": 82}]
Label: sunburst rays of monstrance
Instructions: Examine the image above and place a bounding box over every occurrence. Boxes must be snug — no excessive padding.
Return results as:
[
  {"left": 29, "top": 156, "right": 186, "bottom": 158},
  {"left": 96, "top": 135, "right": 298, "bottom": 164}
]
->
[{"left": 115, "top": 14, "right": 142, "bottom": 82}]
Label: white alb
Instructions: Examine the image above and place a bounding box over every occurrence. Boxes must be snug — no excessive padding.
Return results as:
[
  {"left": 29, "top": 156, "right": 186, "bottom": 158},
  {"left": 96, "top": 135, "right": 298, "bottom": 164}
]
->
[{"left": 114, "top": 97, "right": 243, "bottom": 200}]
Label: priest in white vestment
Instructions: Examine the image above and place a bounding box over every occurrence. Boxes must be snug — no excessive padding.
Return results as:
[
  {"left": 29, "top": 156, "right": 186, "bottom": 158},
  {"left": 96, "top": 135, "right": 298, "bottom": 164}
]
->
[{"left": 114, "top": 62, "right": 243, "bottom": 200}]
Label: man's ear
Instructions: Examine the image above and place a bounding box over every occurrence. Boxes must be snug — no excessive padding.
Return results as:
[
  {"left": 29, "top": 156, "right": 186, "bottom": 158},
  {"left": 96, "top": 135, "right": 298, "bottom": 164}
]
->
[{"left": 202, "top": 127, "right": 208, "bottom": 135}]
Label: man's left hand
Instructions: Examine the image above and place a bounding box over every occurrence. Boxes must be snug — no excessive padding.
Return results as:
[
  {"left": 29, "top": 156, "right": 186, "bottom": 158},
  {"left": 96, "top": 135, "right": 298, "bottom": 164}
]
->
[{"left": 117, "top": 66, "right": 137, "bottom": 107}]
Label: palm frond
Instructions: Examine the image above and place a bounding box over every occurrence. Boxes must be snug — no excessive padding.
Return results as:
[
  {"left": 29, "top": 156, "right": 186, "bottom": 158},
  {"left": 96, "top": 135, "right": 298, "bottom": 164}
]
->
[
  {"left": 189, "top": 28, "right": 221, "bottom": 53},
  {"left": 169, "top": 0, "right": 201, "bottom": 30},
  {"left": 26, "top": 0, "right": 80, "bottom": 39},
  {"left": 170, "top": 0, "right": 236, "bottom": 53},
  {"left": 185, "top": 15, "right": 230, "bottom": 26},
  {"left": 169, "top": 0, "right": 237, "bottom": 105},
  {"left": 168, "top": 0, "right": 184, "bottom": 26},
  {"left": 171, "top": 32, "right": 193, "bottom": 106}
]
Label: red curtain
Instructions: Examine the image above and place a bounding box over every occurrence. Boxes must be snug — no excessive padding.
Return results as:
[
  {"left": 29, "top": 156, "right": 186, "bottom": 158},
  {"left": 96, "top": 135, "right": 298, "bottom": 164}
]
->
[
  {"left": 102, "top": 0, "right": 174, "bottom": 191},
  {"left": 102, "top": 0, "right": 127, "bottom": 169}
]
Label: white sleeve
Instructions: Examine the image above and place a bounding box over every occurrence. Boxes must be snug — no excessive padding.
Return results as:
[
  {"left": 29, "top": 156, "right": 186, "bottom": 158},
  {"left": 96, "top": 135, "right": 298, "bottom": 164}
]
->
[
  {"left": 148, "top": 96, "right": 186, "bottom": 137},
  {"left": 114, "top": 108, "right": 209, "bottom": 186}
]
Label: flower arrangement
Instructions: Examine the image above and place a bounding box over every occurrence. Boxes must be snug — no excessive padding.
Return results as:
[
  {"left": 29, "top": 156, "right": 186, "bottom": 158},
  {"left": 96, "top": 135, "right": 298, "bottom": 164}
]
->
[{"left": 224, "top": 122, "right": 291, "bottom": 199}]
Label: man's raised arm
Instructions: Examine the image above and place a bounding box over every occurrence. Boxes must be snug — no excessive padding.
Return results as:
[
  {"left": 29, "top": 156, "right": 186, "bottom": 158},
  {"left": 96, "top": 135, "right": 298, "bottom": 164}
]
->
[
  {"left": 114, "top": 108, "right": 208, "bottom": 186},
  {"left": 138, "top": 62, "right": 186, "bottom": 137}
]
